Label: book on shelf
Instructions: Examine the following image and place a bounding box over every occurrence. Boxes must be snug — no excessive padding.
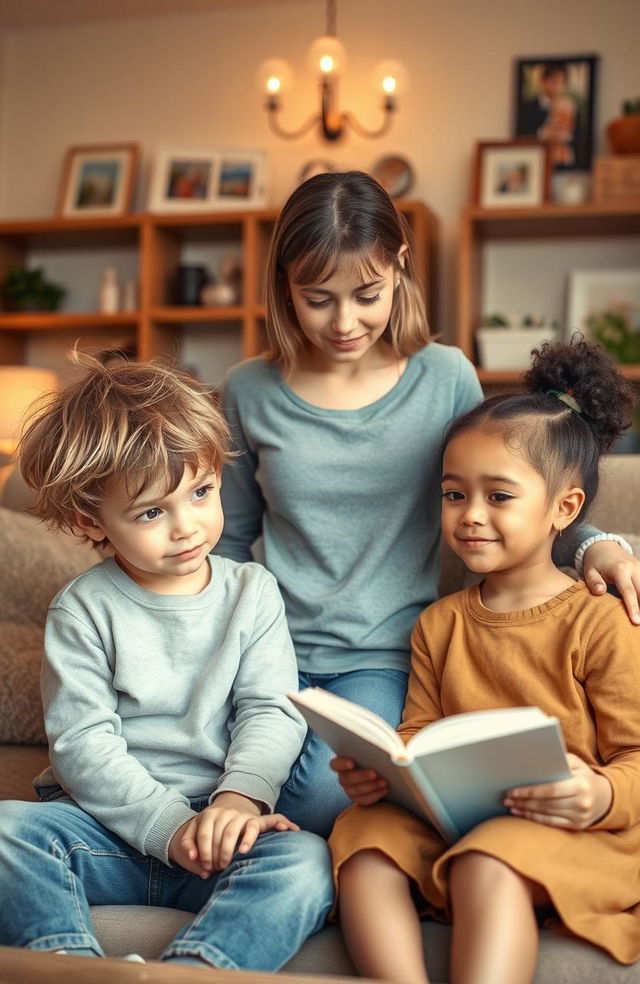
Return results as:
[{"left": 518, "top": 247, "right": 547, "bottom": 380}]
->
[{"left": 288, "top": 688, "right": 570, "bottom": 844}]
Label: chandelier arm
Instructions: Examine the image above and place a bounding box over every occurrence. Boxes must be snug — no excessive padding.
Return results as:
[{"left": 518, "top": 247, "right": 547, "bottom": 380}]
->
[
  {"left": 342, "top": 105, "right": 396, "bottom": 140},
  {"left": 266, "top": 106, "right": 322, "bottom": 140}
]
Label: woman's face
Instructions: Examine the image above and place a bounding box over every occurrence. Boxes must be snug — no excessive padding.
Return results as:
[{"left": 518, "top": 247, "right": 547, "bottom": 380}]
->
[{"left": 286, "top": 252, "right": 398, "bottom": 369}]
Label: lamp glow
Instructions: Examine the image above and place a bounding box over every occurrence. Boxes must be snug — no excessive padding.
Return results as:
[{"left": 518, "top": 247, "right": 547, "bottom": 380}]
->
[
  {"left": 260, "top": 0, "right": 404, "bottom": 142},
  {"left": 0, "top": 366, "right": 59, "bottom": 457}
]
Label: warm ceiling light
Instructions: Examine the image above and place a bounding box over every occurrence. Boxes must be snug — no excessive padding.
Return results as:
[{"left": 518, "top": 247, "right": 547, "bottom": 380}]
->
[{"left": 258, "top": 0, "right": 406, "bottom": 142}]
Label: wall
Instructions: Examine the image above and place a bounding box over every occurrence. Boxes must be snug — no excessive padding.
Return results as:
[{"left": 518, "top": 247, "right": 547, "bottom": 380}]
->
[{"left": 0, "top": 0, "right": 638, "bottom": 370}]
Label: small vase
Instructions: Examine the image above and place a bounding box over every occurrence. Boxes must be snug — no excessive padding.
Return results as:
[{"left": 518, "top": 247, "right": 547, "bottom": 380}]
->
[{"left": 607, "top": 113, "right": 640, "bottom": 154}]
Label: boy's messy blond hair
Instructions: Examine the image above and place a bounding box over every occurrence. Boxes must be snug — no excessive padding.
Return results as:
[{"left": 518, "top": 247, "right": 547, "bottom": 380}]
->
[{"left": 18, "top": 352, "right": 231, "bottom": 544}]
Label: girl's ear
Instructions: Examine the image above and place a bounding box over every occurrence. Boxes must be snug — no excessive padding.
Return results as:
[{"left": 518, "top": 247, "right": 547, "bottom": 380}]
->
[
  {"left": 397, "top": 244, "right": 408, "bottom": 269},
  {"left": 73, "top": 510, "right": 107, "bottom": 543},
  {"left": 553, "top": 485, "right": 585, "bottom": 533}
]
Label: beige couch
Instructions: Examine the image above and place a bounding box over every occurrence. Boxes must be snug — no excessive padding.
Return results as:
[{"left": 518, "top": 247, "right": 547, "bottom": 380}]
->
[{"left": 1, "top": 456, "right": 640, "bottom": 983}]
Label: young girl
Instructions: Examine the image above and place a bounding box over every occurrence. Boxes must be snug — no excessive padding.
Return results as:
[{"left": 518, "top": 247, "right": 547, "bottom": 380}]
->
[
  {"left": 215, "top": 169, "right": 640, "bottom": 837},
  {"left": 330, "top": 338, "right": 640, "bottom": 983}
]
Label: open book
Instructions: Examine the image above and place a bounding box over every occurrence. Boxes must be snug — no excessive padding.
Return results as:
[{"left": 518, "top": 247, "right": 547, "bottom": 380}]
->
[{"left": 289, "top": 688, "right": 570, "bottom": 844}]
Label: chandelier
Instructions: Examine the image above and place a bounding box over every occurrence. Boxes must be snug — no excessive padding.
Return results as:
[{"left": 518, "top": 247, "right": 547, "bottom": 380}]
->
[{"left": 257, "top": 0, "right": 406, "bottom": 142}]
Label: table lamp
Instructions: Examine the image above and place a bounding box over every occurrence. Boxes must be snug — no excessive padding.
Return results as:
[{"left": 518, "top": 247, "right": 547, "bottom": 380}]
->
[{"left": 0, "top": 365, "right": 59, "bottom": 496}]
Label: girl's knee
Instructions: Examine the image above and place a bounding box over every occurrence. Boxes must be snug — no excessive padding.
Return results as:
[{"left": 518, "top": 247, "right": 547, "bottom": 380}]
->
[{"left": 450, "top": 851, "right": 528, "bottom": 898}]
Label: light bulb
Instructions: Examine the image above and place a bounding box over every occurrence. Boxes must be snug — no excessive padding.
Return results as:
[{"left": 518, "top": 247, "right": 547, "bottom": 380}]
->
[
  {"left": 371, "top": 59, "right": 409, "bottom": 98},
  {"left": 255, "top": 58, "right": 294, "bottom": 97},
  {"left": 308, "top": 35, "right": 346, "bottom": 77}
]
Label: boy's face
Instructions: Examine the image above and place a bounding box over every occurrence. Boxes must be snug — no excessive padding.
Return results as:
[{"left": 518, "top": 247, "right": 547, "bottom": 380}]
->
[{"left": 77, "top": 465, "right": 224, "bottom": 594}]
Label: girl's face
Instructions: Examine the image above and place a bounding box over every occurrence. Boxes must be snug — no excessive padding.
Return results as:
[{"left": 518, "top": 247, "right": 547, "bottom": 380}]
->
[
  {"left": 286, "top": 252, "right": 399, "bottom": 368},
  {"left": 440, "top": 427, "right": 567, "bottom": 578}
]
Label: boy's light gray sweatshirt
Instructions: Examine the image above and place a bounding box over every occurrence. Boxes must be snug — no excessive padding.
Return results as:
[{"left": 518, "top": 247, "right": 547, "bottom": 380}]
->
[{"left": 35, "top": 555, "right": 305, "bottom": 864}]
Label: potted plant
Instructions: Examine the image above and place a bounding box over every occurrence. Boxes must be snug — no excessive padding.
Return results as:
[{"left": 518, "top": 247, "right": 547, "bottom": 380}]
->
[
  {"left": 607, "top": 98, "right": 640, "bottom": 155},
  {"left": 475, "top": 313, "right": 558, "bottom": 370},
  {"left": 1, "top": 266, "right": 66, "bottom": 312},
  {"left": 585, "top": 304, "right": 640, "bottom": 364}
]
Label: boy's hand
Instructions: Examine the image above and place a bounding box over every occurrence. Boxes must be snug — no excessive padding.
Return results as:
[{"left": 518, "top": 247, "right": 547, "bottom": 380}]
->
[
  {"left": 330, "top": 756, "right": 388, "bottom": 806},
  {"left": 169, "top": 791, "right": 299, "bottom": 877},
  {"left": 504, "top": 753, "right": 613, "bottom": 829}
]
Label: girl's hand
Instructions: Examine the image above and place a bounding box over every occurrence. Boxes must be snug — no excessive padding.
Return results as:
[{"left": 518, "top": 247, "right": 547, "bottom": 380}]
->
[
  {"left": 169, "top": 792, "right": 298, "bottom": 876},
  {"left": 504, "top": 753, "right": 613, "bottom": 829},
  {"left": 330, "top": 756, "right": 388, "bottom": 806},
  {"left": 582, "top": 540, "right": 640, "bottom": 625}
]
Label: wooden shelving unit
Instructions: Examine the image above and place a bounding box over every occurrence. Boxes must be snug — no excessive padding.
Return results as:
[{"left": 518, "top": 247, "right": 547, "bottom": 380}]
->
[
  {"left": 0, "top": 201, "right": 438, "bottom": 369},
  {"left": 457, "top": 200, "right": 640, "bottom": 385}
]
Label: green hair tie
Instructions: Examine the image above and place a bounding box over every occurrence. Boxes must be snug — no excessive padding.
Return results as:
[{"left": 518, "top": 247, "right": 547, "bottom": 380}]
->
[{"left": 546, "top": 388, "right": 582, "bottom": 414}]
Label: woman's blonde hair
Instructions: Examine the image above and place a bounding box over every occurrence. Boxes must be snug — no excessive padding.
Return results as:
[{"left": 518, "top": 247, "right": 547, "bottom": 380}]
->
[
  {"left": 18, "top": 352, "right": 231, "bottom": 543},
  {"left": 265, "top": 170, "right": 431, "bottom": 374}
]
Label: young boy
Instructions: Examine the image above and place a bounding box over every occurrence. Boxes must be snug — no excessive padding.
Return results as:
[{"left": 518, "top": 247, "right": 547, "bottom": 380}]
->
[{"left": 0, "top": 355, "right": 333, "bottom": 969}]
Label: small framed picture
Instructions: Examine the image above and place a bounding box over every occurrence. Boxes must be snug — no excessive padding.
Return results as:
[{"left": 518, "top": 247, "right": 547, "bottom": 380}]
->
[
  {"left": 566, "top": 269, "right": 640, "bottom": 338},
  {"left": 513, "top": 54, "right": 599, "bottom": 173},
  {"left": 148, "top": 148, "right": 267, "bottom": 212},
  {"left": 473, "top": 140, "right": 551, "bottom": 208},
  {"left": 57, "top": 143, "right": 139, "bottom": 218}
]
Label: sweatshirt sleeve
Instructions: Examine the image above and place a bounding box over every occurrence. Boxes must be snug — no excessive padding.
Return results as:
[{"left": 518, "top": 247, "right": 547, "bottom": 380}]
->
[
  {"left": 396, "top": 615, "right": 444, "bottom": 745},
  {"left": 211, "top": 571, "right": 305, "bottom": 810},
  {"left": 580, "top": 606, "right": 640, "bottom": 831},
  {"left": 216, "top": 372, "right": 266, "bottom": 564},
  {"left": 43, "top": 606, "right": 196, "bottom": 863}
]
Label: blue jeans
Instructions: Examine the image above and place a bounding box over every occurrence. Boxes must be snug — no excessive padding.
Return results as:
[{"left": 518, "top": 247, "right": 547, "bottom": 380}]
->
[
  {"left": 276, "top": 667, "right": 409, "bottom": 838},
  {"left": 0, "top": 795, "right": 333, "bottom": 970}
]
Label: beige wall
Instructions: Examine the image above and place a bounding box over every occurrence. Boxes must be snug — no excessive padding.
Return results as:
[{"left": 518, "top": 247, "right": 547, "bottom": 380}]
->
[{"left": 0, "top": 0, "right": 639, "bottom": 339}]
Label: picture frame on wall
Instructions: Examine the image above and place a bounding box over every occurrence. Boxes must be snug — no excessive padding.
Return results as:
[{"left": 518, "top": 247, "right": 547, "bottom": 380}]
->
[
  {"left": 148, "top": 148, "right": 267, "bottom": 212},
  {"left": 473, "top": 140, "right": 551, "bottom": 208},
  {"left": 513, "top": 54, "right": 599, "bottom": 173},
  {"left": 566, "top": 269, "right": 640, "bottom": 345},
  {"left": 57, "top": 143, "right": 140, "bottom": 218}
]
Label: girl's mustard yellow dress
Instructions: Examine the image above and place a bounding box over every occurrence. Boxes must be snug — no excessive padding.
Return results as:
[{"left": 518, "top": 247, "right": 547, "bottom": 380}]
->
[{"left": 329, "top": 582, "right": 640, "bottom": 964}]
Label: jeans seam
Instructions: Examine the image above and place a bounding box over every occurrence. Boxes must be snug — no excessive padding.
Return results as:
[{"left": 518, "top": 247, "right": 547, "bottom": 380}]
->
[{"left": 168, "top": 858, "right": 252, "bottom": 961}]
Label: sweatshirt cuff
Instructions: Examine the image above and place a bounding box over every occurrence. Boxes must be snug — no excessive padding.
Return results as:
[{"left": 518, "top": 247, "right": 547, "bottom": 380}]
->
[
  {"left": 144, "top": 800, "right": 198, "bottom": 864},
  {"left": 211, "top": 772, "right": 277, "bottom": 813},
  {"left": 589, "top": 766, "right": 631, "bottom": 831}
]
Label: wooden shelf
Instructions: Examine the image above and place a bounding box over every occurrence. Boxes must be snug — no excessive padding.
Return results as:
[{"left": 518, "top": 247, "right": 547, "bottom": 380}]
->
[
  {"left": 151, "top": 306, "right": 244, "bottom": 323},
  {"left": 457, "top": 202, "right": 640, "bottom": 380},
  {"left": 0, "top": 203, "right": 438, "bottom": 367},
  {"left": 478, "top": 365, "right": 640, "bottom": 386},
  {"left": 465, "top": 201, "right": 640, "bottom": 240},
  {"left": 0, "top": 312, "right": 139, "bottom": 331}
]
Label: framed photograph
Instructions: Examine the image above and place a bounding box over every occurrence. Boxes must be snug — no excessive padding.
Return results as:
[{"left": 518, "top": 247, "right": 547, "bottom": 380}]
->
[
  {"left": 513, "top": 54, "right": 599, "bottom": 173},
  {"left": 473, "top": 140, "right": 551, "bottom": 208},
  {"left": 148, "top": 148, "right": 266, "bottom": 212},
  {"left": 57, "top": 143, "right": 139, "bottom": 218},
  {"left": 566, "top": 269, "right": 640, "bottom": 349}
]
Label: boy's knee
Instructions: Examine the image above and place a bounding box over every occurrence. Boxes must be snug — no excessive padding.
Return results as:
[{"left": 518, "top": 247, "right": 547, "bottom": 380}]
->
[
  {"left": 278, "top": 831, "right": 333, "bottom": 896},
  {"left": 0, "top": 800, "right": 37, "bottom": 838}
]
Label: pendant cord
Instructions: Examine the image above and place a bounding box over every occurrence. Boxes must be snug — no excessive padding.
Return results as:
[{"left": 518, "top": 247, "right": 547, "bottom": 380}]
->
[{"left": 326, "top": 0, "right": 336, "bottom": 36}]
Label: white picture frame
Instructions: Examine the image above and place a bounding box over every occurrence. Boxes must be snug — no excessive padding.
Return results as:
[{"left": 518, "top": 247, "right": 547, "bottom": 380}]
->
[
  {"left": 148, "top": 147, "right": 267, "bottom": 212},
  {"left": 474, "top": 140, "right": 551, "bottom": 209},
  {"left": 566, "top": 269, "right": 640, "bottom": 337}
]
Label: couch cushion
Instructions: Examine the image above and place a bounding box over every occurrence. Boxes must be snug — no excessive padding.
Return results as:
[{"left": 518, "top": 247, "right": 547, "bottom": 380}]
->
[
  {"left": 90, "top": 908, "right": 640, "bottom": 982},
  {"left": 0, "top": 508, "right": 95, "bottom": 744}
]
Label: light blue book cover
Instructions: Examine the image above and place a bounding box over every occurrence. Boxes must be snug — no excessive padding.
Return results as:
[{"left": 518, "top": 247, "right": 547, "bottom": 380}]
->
[{"left": 289, "top": 690, "right": 571, "bottom": 843}]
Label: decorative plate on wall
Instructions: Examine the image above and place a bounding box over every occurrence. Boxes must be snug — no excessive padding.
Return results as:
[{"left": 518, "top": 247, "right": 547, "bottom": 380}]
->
[{"left": 371, "top": 155, "right": 415, "bottom": 198}]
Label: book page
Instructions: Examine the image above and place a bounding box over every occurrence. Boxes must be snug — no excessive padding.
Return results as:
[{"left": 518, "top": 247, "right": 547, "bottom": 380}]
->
[{"left": 408, "top": 706, "right": 550, "bottom": 757}]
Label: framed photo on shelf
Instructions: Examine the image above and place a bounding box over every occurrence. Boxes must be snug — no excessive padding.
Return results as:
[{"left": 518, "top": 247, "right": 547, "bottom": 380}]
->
[
  {"left": 57, "top": 143, "right": 139, "bottom": 218},
  {"left": 566, "top": 269, "right": 640, "bottom": 355},
  {"left": 513, "top": 54, "right": 599, "bottom": 173},
  {"left": 473, "top": 140, "right": 551, "bottom": 208},
  {"left": 148, "top": 148, "right": 267, "bottom": 212}
]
